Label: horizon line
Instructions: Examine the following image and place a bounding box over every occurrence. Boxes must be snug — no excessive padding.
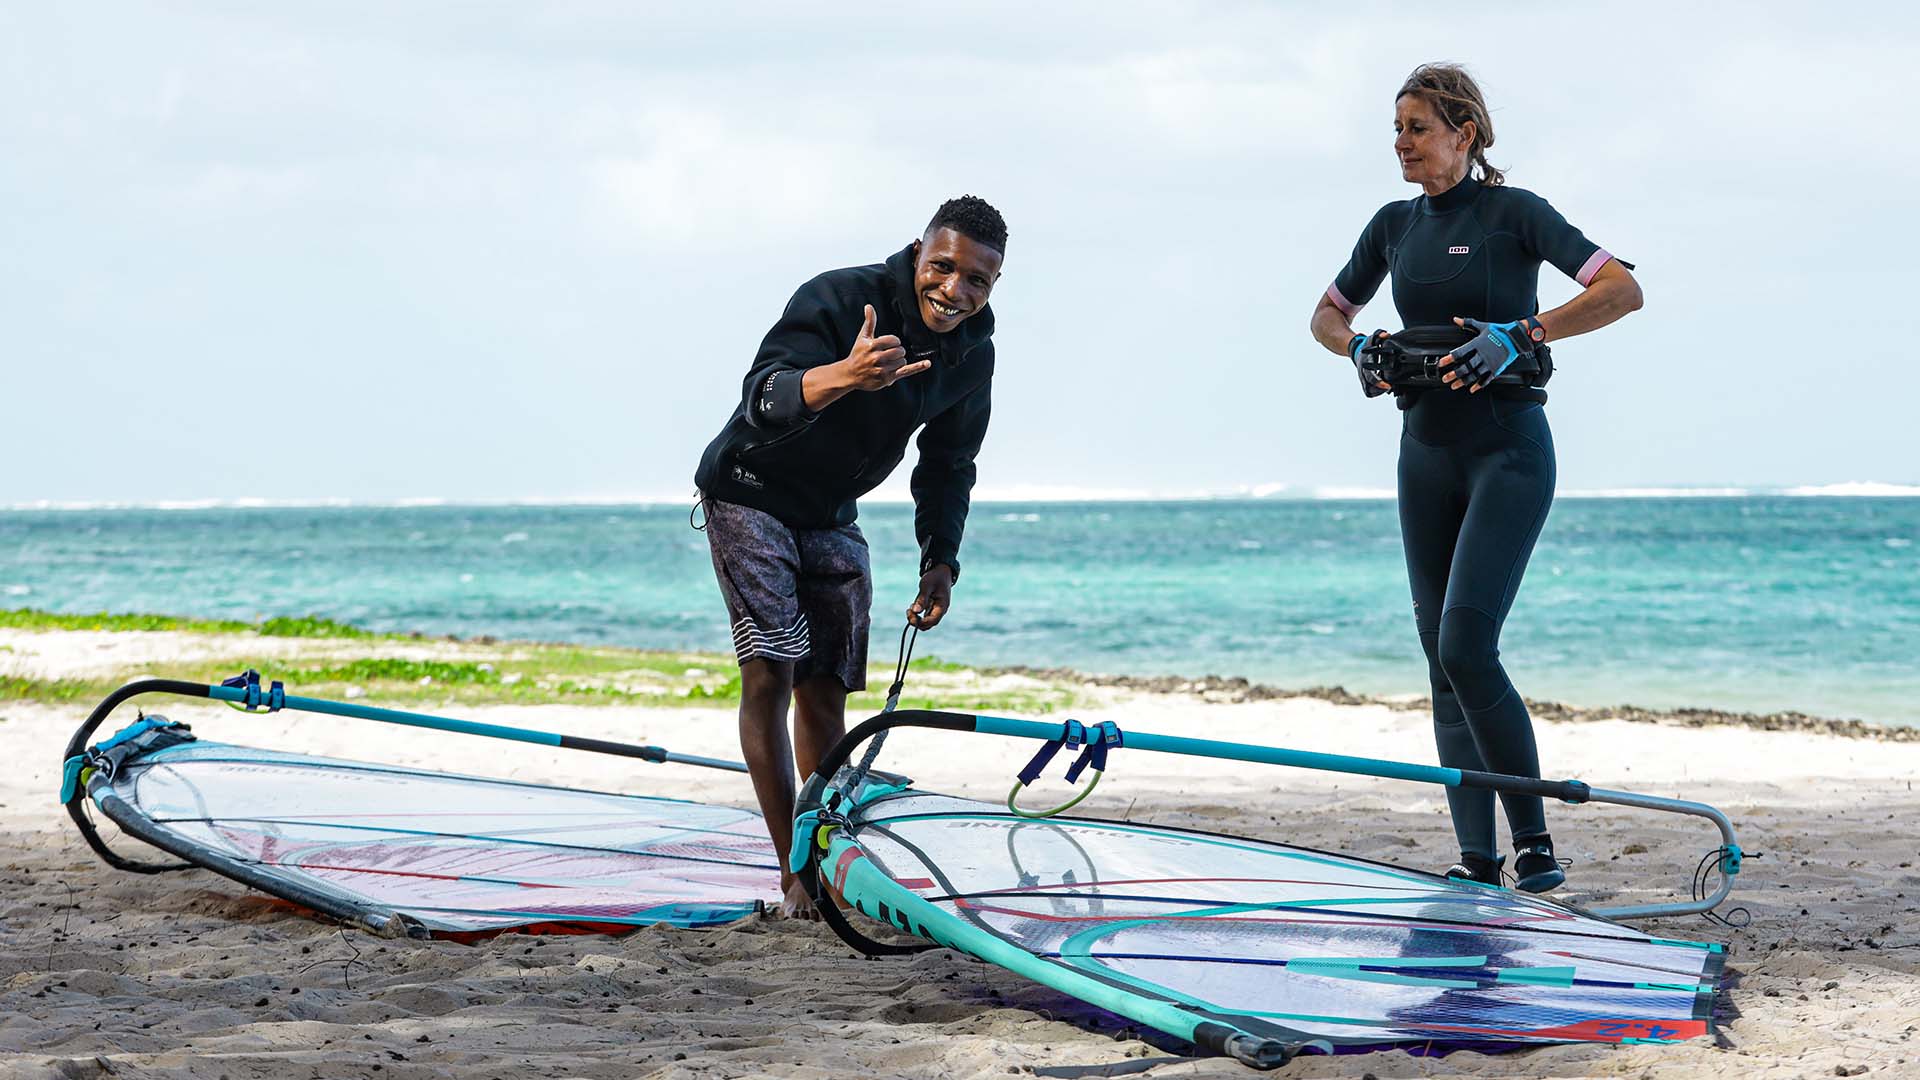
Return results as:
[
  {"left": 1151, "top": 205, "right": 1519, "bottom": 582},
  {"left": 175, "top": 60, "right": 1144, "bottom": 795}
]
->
[{"left": 7, "top": 480, "right": 1920, "bottom": 512}]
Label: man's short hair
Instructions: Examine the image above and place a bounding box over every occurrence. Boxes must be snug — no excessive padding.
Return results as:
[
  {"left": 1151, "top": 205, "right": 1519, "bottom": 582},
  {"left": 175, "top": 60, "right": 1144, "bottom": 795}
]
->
[{"left": 927, "top": 195, "right": 1007, "bottom": 254}]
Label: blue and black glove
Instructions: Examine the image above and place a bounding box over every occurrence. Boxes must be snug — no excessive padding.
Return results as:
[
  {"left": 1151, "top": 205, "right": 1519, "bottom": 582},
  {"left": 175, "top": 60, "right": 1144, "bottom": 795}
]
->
[
  {"left": 1447, "top": 317, "right": 1544, "bottom": 391},
  {"left": 1348, "top": 331, "right": 1391, "bottom": 398}
]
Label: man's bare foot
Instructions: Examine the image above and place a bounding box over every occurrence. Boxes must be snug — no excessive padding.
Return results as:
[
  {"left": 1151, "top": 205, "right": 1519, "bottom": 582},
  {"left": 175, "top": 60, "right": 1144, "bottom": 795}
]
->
[{"left": 779, "top": 876, "right": 821, "bottom": 920}]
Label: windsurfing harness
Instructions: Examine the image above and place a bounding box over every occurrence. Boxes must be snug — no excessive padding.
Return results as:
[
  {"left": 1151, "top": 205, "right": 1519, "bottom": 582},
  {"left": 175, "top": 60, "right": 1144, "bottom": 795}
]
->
[{"left": 1359, "top": 324, "right": 1552, "bottom": 391}]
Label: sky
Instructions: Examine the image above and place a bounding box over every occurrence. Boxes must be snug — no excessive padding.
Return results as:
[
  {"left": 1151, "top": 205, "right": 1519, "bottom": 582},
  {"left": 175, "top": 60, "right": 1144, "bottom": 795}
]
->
[{"left": 4, "top": 2, "right": 1916, "bottom": 505}]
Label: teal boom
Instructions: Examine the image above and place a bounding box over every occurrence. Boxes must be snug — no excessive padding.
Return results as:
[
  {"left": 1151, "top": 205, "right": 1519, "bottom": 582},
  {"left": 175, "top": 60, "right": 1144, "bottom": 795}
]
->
[
  {"left": 203, "top": 675, "right": 747, "bottom": 773},
  {"left": 803, "top": 710, "right": 1741, "bottom": 927}
]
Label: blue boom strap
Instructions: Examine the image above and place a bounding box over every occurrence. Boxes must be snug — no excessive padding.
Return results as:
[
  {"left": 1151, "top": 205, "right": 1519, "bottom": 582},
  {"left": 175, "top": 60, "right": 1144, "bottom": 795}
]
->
[
  {"left": 1016, "top": 718, "right": 1088, "bottom": 786},
  {"left": 222, "top": 669, "right": 286, "bottom": 711},
  {"left": 1007, "top": 720, "right": 1121, "bottom": 819}
]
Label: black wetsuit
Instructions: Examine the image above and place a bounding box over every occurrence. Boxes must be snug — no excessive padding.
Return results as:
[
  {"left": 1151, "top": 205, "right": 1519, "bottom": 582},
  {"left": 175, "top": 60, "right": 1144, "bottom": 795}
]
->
[
  {"left": 1327, "top": 175, "right": 1618, "bottom": 859},
  {"left": 695, "top": 244, "right": 995, "bottom": 580}
]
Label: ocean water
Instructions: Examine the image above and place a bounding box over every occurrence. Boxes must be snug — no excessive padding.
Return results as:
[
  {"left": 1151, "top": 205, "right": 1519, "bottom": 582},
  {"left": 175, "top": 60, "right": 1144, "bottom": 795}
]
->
[{"left": 3, "top": 498, "right": 1915, "bottom": 726}]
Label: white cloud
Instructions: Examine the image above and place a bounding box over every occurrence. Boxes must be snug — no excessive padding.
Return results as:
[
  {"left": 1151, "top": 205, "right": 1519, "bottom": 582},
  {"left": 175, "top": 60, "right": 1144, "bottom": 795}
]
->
[
  {"left": 1079, "top": 40, "right": 1364, "bottom": 157},
  {"left": 589, "top": 107, "right": 919, "bottom": 247}
]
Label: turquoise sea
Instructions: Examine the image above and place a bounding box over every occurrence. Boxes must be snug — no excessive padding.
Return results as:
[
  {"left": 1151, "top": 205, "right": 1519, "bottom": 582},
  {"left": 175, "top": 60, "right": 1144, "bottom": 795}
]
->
[{"left": 3, "top": 498, "right": 1915, "bottom": 726}]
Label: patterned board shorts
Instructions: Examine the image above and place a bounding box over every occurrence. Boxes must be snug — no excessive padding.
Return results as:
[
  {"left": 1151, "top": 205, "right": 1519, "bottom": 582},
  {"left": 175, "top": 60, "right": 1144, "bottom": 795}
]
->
[{"left": 700, "top": 496, "right": 871, "bottom": 691}]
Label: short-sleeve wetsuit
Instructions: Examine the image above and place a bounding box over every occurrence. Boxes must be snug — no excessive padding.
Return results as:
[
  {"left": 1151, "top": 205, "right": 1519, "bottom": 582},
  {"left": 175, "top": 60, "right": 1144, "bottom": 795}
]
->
[{"left": 1325, "top": 174, "right": 1618, "bottom": 862}]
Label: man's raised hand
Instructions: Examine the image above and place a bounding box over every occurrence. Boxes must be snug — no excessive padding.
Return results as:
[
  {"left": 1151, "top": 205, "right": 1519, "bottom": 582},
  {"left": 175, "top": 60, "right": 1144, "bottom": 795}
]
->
[
  {"left": 800, "top": 304, "right": 935, "bottom": 413},
  {"left": 841, "top": 304, "right": 931, "bottom": 390}
]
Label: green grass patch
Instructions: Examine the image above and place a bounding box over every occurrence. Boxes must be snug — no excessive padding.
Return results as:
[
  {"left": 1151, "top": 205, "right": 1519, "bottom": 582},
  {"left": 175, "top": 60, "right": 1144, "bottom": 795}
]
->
[
  {"left": 485, "top": 647, "right": 727, "bottom": 680},
  {"left": 0, "top": 658, "right": 1081, "bottom": 714},
  {"left": 0, "top": 608, "right": 375, "bottom": 639},
  {"left": 0, "top": 610, "right": 1086, "bottom": 715},
  {"left": 253, "top": 616, "right": 375, "bottom": 639},
  {"left": 904, "top": 655, "right": 971, "bottom": 674},
  {"left": 0, "top": 674, "right": 116, "bottom": 704},
  {"left": 277, "top": 659, "right": 501, "bottom": 685},
  {"left": 0, "top": 609, "right": 250, "bottom": 634},
  {"left": 683, "top": 673, "right": 744, "bottom": 701}
]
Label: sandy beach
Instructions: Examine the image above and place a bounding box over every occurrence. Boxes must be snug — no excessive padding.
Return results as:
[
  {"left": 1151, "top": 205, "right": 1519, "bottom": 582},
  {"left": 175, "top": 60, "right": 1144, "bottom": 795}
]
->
[{"left": 4, "top": 627, "right": 1918, "bottom": 1079}]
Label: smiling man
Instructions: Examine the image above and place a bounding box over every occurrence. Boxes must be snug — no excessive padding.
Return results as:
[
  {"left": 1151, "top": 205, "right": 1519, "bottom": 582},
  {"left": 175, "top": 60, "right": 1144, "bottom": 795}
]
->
[{"left": 693, "top": 195, "right": 1006, "bottom": 917}]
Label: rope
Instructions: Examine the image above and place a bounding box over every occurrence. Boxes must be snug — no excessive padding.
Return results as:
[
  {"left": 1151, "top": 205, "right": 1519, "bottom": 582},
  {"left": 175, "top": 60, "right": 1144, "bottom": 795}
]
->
[{"left": 841, "top": 623, "right": 917, "bottom": 793}]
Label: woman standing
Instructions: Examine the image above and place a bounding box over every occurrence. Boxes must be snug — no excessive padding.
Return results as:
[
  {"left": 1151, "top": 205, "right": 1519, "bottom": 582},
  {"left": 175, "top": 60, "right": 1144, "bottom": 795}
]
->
[{"left": 1309, "top": 64, "right": 1642, "bottom": 892}]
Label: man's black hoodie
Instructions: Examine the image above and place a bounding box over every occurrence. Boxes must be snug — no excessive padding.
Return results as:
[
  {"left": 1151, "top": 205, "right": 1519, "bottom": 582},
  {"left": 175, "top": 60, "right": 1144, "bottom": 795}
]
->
[{"left": 694, "top": 244, "right": 995, "bottom": 577}]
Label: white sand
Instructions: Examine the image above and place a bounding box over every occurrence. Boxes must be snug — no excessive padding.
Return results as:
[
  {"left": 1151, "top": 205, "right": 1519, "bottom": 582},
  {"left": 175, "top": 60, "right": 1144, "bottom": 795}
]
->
[{"left": 3, "top": 631, "right": 1918, "bottom": 1078}]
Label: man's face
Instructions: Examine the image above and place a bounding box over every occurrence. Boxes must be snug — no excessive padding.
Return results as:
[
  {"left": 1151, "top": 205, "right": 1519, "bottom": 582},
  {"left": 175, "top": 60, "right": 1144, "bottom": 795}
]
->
[{"left": 912, "top": 227, "right": 1002, "bottom": 334}]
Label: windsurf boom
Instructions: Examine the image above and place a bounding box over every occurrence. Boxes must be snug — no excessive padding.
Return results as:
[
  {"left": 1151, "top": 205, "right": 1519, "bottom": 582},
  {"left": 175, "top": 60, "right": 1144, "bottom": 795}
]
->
[
  {"left": 794, "top": 709, "right": 1739, "bottom": 1068},
  {"left": 60, "top": 672, "right": 780, "bottom": 939}
]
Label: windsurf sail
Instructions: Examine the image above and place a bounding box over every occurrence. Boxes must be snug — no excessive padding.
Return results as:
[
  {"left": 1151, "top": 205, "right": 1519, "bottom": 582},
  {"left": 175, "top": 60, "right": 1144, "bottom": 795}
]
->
[
  {"left": 794, "top": 709, "right": 1739, "bottom": 1069},
  {"left": 61, "top": 672, "right": 780, "bottom": 939}
]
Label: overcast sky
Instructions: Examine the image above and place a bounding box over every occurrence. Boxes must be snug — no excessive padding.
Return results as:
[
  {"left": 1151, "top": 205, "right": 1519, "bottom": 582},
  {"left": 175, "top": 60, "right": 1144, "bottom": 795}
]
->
[{"left": 5, "top": 2, "right": 1915, "bottom": 505}]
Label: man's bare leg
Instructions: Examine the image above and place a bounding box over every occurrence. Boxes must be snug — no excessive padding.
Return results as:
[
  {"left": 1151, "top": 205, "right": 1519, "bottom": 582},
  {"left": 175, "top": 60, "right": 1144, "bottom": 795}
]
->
[
  {"left": 791, "top": 674, "right": 849, "bottom": 790},
  {"left": 736, "top": 658, "right": 814, "bottom": 918},
  {"left": 791, "top": 674, "right": 850, "bottom": 912}
]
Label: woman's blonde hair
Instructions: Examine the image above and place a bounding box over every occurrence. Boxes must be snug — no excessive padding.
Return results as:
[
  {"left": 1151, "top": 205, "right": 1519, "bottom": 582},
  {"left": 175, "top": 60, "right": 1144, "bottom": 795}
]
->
[{"left": 1398, "top": 64, "right": 1504, "bottom": 186}]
